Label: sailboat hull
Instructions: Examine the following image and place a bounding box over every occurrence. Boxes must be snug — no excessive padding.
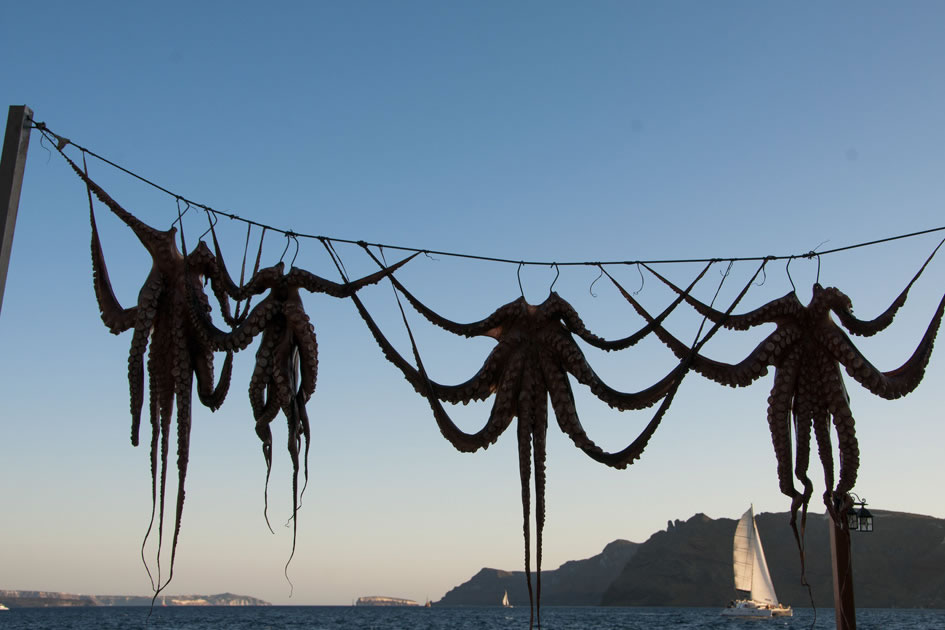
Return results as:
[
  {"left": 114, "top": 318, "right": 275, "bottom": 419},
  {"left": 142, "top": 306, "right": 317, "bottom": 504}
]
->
[{"left": 721, "top": 599, "right": 793, "bottom": 618}]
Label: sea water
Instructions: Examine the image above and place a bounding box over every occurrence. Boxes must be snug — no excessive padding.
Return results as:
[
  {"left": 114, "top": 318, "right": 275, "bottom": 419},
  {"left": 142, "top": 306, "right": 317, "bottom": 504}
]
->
[{"left": 2, "top": 606, "right": 943, "bottom": 629}]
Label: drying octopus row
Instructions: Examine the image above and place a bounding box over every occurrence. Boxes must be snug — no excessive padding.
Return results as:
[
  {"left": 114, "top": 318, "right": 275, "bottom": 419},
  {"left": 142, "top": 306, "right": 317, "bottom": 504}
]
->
[{"left": 69, "top": 152, "right": 943, "bottom": 628}]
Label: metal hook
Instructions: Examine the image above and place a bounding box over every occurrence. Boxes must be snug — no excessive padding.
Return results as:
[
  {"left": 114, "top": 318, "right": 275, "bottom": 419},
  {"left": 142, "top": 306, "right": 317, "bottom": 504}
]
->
[
  {"left": 280, "top": 234, "right": 291, "bottom": 264},
  {"left": 175, "top": 198, "right": 191, "bottom": 255},
  {"left": 290, "top": 234, "right": 300, "bottom": 268},
  {"left": 754, "top": 256, "right": 774, "bottom": 287},
  {"left": 807, "top": 241, "right": 827, "bottom": 285},
  {"left": 633, "top": 262, "right": 645, "bottom": 295},
  {"left": 589, "top": 265, "right": 604, "bottom": 298},
  {"left": 517, "top": 262, "right": 525, "bottom": 299},
  {"left": 280, "top": 231, "right": 300, "bottom": 267},
  {"left": 39, "top": 131, "right": 53, "bottom": 164},
  {"left": 786, "top": 256, "right": 797, "bottom": 293},
  {"left": 174, "top": 197, "right": 192, "bottom": 227},
  {"left": 549, "top": 263, "right": 560, "bottom": 293},
  {"left": 199, "top": 210, "right": 218, "bottom": 241}
]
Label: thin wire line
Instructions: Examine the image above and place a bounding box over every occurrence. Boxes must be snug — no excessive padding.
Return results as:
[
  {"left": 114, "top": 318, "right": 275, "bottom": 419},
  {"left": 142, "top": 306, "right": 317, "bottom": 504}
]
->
[{"left": 35, "top": 121, "right": 945, "bottom": 269}]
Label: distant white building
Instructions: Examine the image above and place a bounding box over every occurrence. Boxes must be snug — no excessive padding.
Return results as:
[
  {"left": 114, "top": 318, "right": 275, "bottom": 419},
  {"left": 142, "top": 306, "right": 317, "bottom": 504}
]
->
[{"left": 355, "top": 596, "right": 419, "bottom": 607}]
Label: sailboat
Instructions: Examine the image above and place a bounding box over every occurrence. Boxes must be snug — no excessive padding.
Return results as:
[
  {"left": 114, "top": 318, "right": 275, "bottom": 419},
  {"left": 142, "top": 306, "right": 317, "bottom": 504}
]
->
[
  {"left": 501, "top": 590, "right": 511, "bottom": 608},
  {"left": 721, "top": 506, "right": 792, "bottom": 618}
]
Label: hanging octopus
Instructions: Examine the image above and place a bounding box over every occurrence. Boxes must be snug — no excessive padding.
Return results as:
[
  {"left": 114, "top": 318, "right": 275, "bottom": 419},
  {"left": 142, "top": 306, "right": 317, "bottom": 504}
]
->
[
  {"left": 68, "top": 154, "right": 238, "bottom": 593},
  {"left": 190, "top": 253, "right": 416, "bottom": 566},
  {"left": 609, "top": 250, "right": 945, "bottom": 531},
  {"left": 343, "top": 256, "right": 764, "bottom": 629}
]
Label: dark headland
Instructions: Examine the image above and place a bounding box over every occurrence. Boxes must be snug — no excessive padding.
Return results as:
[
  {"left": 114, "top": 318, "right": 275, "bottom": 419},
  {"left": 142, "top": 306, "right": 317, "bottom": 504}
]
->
[{"left": 437, "top": 509, "right": 945, "bottom": 608}]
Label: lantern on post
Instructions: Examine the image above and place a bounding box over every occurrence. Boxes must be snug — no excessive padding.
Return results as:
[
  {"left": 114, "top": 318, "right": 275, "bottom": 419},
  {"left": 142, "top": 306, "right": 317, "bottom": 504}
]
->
[{"left": 845, "top": 493, "right": 873, "bottom": 532}]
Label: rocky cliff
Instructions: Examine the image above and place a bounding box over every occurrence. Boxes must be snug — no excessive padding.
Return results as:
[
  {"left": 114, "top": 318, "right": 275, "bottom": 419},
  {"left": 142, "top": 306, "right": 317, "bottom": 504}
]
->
[
  {"left": 436, "top": 539, "right": 639, "bottom": 606},
  {"left": 439, "top": 510, "right": 945, "bottom": 608},
  {"left": 602, "top": 510, "right": 945, "bottom": 608}
]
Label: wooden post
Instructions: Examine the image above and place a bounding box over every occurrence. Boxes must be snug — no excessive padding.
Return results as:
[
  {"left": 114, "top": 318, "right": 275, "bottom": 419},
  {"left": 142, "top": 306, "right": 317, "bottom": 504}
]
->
[
  {"left": 829, "top": 511, "right": 857, "bottom": 630},
  {"left": 0, "top": 105, "right": 33, "bottom": 317}
]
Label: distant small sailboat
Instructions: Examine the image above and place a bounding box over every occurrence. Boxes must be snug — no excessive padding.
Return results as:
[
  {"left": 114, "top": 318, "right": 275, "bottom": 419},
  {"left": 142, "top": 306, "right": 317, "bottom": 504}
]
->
[
  {"left": 501, "top": 590, "right": 511, "bottom": 608},
  {"left": 721, "top": 505, "right": 792, "bottom": 618},
  {"left": 0, "top": 603, "right": 8, "bottom": 611}
]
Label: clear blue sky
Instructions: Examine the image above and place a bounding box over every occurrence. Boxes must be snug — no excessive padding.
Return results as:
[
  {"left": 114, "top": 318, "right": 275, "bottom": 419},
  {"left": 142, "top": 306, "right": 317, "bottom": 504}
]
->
[{"left": 2, "top": 1, "right": 944, "bottom": 606}]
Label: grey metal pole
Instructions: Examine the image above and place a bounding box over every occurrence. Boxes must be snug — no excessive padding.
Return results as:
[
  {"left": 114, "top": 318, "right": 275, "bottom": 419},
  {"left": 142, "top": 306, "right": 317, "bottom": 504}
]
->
[{"left": 0, "top": 105, "right": 33, "bottom": 317}]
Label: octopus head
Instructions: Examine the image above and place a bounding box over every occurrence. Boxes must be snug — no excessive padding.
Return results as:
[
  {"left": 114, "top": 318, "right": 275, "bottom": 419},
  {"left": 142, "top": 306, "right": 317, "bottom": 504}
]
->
[{"left": 811, "top": 284, "right": 853, "bottom": 317}]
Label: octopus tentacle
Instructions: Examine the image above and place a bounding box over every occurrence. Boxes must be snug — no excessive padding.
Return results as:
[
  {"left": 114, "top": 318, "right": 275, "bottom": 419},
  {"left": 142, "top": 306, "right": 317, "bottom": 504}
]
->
[
  {"left": 352, "top": 305, "right": 511, "bottom": 404},
  {"left": 269, "top": 336, "right": 296, "bottom": 419},
  {"left": 347, "top": 293, "right": 427, "bottom": 394},
  {"left": 767, "top": 354, "right": 801, "bottom": 506},
  {"left": 203, "top": 230, "right": 247, "bottom": 326},
  {"left": 826, "top": 294, "right": 945, "bottom": 399},
  {"left": 825, "top": 367, "right": 859, "bottom": 498},
  {"left": 810, "top": 354, "right": 835, "bottom": 508},
  {"left": 280, "top": 347, "right": 305, "bottom": 576},
  {"left": 587, "top": 268, "right": 768, "bottom": 468},
  {"left": 542, "top": 356, "right": 681, "bottom": 469},
  {"left": 516, "top": 404, "right": 535, "bottom": 630},
  {"left": 608, "top": 266, "right": 787, "bottom": 387},
  {"left": 297, "top": 391, "right": 312, "bottom": 499},
  {"left": 476, "top": 354, "right": 524, "bottom": 446},
  {"left": 642, "top": 262, "right": 802, "bottom": 330},
  {"left": 127, "top": 292, "right": 160, "bottom": 446},
  {"left": 434, "top": 343, "right": 513, "bottom": 404},
  {"left": 285, "top": 252, "right": 417, "bottom": 297},
  {"left": 835, "top": 238, "right": 944, "bottom": 336},
  {"left": 284, "top": 294, "right": 318, "bottom": 399},
  {"left": 64, "top": 153, "right": 168, "bottom": 248},
  {"left": 152, "top": 341, "right": 176, "bottom": 589},
  {"left": 164, "top": 352, "right": 194, "bottom": 593},
  {"left": 626, "top": 289, "right": 789, "bottom": 386},
  {"left": 196, "top": 294, "right": 280, "bottom": 353},
  {"left": 352, "top": 292, "right": 520, "bottom": 451},
  {"left": 427, "top": 349, "right": 522, "bottom": 450},
  {"left": 359, "top": 249, "right": 519, "bottom": 339},
  {"left": 578, "top": 355, "right": 681, "bottom": 410},
  {"left": 568, "top": 262, "right": 770, "bottom": 465},
  {"left": 542, "top": 358, "right": 593, "bottom": 452},
  {"left": 531, "top": 387, "right": 547, "bottom": 630},
  {"left": 240, "top": 264, "right": 285, "bottom": 297},
  {"left": 540, "top": 328, "right": 676, "bottom": 410},
  {"left": 90, "top": 205, "right": 138, "bottom": 333},
  {"left": 811, "top": 400, "right": 835, "bottom": 509},
  {"left": 585, "top": 372, "right": 687, "bottom": 470},
  {"left": 249, "top": 330, "right": 280, "bottom": 421},
  {"left": 194, "top": 349, "right": 233, "bottom": 411},
  {"left": 393, "top": 278, "right": 523, "bottom": 338},
  {"left": 140, "top": 358, "right": 162, "bottom": 590},
  {"left": 575, "top": 262, "right": 713, "bottom": 351},
  {"left": 791, "top": 368, "right": 815, "bottom": 516}
]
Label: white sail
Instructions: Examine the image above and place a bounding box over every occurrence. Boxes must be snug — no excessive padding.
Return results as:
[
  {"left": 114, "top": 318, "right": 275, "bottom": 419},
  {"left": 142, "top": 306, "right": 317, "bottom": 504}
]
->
[
  {"left": 732, "top": 506, "right": 779, "bottom": 605},
  {"left": 501, "top": 590, "right": 510, "bottom": 607}
]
